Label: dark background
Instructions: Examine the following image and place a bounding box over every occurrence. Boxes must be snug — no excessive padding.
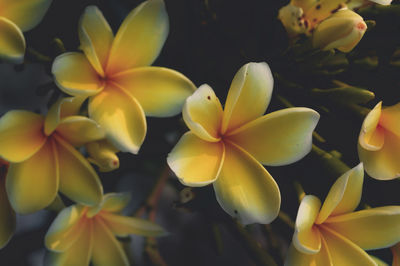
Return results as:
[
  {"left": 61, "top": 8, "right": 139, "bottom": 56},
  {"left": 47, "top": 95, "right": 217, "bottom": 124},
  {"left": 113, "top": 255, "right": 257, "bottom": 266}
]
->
[{"left": 1, "top": 0, "right": 400, "bottom": 265}]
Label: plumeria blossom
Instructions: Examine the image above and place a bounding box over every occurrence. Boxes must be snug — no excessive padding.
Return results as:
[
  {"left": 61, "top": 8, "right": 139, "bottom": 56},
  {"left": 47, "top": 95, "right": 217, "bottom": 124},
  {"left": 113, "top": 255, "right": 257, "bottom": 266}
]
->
[
  {"left": 167, "top": 62, "right": 320, "bottom": 225},
  {"left": 0, "top": 0, "right": 52, "bottom": 63},
  {"left": 392, "top": 243, "right": 400, "bottom": 266},
  {"left": 278, "top": 0, "right": 390, "bottom": 52},
  {"left": 0, "top": 97, "right": 104, "bottom": 214},
  {"left": 52, "top": 0, "right": 196, "bottom": 155},
  {"left": 358, "top": 102, "right": 400, "bottom": 180},
  {"left": 45, "top": 193, "right": 166, "bottom": 266},
  {"left": 285, "top": 163, "right": 400, "bottom": 266},
  {"left": 0, "top": 159, "right": 15, "bottom": 249}
]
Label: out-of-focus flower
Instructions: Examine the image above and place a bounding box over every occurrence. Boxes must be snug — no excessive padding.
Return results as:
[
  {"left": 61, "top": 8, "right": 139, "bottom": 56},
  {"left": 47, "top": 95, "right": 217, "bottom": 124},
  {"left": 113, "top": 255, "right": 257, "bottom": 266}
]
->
[
  {"left": 86, "top": 139, "right": 119, "bottom": 172},
  {"left": 0, "top": 159, "right": 15, "bottom": 249},
  {"left": 278, "top": 0, "right": 390, "bottom": 52},
  {"left": 358, "top": 102, "right": 400, "bottom": 180},
  {"left": 45, "top": 193, "right": 166, "bottom": 266},
  {"left": 0, "top": 0, "right": 52, "bottom": 63},
  {"left": 0, "top": 97, "right": 104, "bottom": 214},
  {"left": 52, "top": 0, "right": 196, "bottom": 155},
  {"left": 313, "top": 10, "right": 367, "bottom": 52},
  {"left": 167, "top": 62, "right": 320, "bottom": 225},
  {"left": 285, "top": 163, "right": 400, "bottom": 266}
]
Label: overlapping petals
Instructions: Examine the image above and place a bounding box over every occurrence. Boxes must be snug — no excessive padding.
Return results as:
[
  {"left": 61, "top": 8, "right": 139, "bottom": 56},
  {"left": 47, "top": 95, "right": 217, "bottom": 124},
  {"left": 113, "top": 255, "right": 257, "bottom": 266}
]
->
[
  {"left": 168, "top": 62, "right": 319, "bottom": 224},
  {"left": 285, "top": 163, "right": 400, "bottom": 265},
  {"left": 88, "top": 85, "right": 146, "bottom": 154},
  {"left": 358, "top": 102, "right": 400, "bottom": 180},
  {"left": 52, "top": 0, "right": 196, "bottom": 154},
  {"left": 227, "top": 108, "right": 319, "bottom": 166},
  {"left": 45, "top": 193, "right": 166, "bottom": 266},
  {"left": 0, "top": 99, "right": 104, "bottom": 213},
  {"left": 213, "top": 142, "right": 280, "bottom": 225}
]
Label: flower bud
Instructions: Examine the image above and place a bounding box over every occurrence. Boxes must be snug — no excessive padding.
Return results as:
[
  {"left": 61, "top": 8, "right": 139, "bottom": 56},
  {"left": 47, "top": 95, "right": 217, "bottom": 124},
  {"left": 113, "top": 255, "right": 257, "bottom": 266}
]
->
[
  {"left": 312, "top": 9, "right": 367, "bottom": 53},
  {"left": 86, "top": 140, "right": 119, "bottom": 172}
]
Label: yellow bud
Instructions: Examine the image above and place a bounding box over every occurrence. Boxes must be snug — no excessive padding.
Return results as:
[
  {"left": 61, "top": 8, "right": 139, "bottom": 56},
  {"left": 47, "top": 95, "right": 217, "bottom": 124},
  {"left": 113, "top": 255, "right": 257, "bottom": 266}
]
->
[
  {"left": 86, "top": 140, "right": 119, "bottom": 172},
  {"left": 312, "top": 9, "right": 367, "bottom": 53}
]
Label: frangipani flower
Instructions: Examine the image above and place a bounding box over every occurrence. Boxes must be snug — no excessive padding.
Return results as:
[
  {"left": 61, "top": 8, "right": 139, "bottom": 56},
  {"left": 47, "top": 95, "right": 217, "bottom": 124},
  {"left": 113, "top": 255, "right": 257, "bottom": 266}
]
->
[
  {"left": 278, "top": 0, "right": 389, "bottom": 52},
  {"left": 285, "top": 163, "right": 400, "bottom": 266},
  {"left": 167, "top": 62, "right": 320, "bottom": 225},
  {"left": 52, "top": 0, "right": 196, "bottom": 155},
  {"left": 391, "top": 242, "right": 400, "bottom": 266},
  {"left": 358, "top": 102, "right": 400, "bottom": 180},
  {"left": 312, "top": 10, "right": 367, "bottom": 53},
  {"left": 0, "top": 159, "right": 15, "bottom": 249},
  {"left": 0, "top": 0, "right": 52, "bottom": 63},
  {"left": 0, "top": 97, "right": 104, "bottom": 214},
  {"left": 45, "top": 193, "right": 166, "bottom": 266}
]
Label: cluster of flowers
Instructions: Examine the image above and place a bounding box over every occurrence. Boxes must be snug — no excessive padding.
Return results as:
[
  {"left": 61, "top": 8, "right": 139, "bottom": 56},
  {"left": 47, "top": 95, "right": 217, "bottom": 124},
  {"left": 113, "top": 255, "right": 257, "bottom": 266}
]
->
[{"left": 0, "top": 0, "right": 398, "bottom": 265}]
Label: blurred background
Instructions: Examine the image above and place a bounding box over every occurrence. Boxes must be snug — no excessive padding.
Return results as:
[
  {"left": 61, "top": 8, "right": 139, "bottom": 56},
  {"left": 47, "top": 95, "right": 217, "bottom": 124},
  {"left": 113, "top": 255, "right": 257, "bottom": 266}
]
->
[{"left": 1, "top": 0, "right": 400, "bottom": 265}]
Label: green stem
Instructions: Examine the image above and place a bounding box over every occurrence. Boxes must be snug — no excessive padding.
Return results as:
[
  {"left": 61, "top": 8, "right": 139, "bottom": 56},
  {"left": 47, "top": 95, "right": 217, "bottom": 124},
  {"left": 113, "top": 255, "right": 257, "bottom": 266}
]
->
[
  {"left": 311, "top": 144, "right": 350, "bottom": 177},
  {"left": 26, "top": 47, "right": 52, "bottom": 62}
]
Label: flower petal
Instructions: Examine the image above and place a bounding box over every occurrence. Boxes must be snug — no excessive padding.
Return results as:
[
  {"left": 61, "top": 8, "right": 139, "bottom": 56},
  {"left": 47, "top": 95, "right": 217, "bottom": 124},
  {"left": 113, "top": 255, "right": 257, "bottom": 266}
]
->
[
  {"left": 182, "top": 84, "right": 223, "bottom": 142},
  {"left": 44, "top": 96, "right": 86, "bottom": 136},
  {"left": 167, "top": 132, "right": 224, "bottom": 187},
  {"left": 0, "top": 17, "right": 25, "bottom": 64},
  {"left": 101, "top": 211, "right": 166, "bottom": 237},
  {"left": 316, "top": 163, "right": 364, "bottom": 224},
  {"left": 324, "top": 206, "right": 400, "bottom": 250},
  {"left": 380, "top": 102, "right": 400, "bottom": 138},
  {"left": 6, "top": 140, "right": 58, "bottom": 214},
  {"left": 45, "top": 219, "right": 93, "bottom": 266},
  {"left": 52, "top": 52, "right": 103, "bottom": 97},
  {"left": 91, "top": 218, "right": 129, "bottom": 266},
  {"left": 112, "top": 66, "right": 196, "bottom": 117},
  {"left": 284, "top": 241, "right": 332, "bottom": 266},
  {"left": 221, "top": 62, "right": 274, "bottom": 134},
  {"left": 0, "top": 0, "right": 52, "bottom": 31},
  {"left": 88, "top": 85, "right": 147, "bottom": 154},
  {"left": 319, "top": 225, "right": 377, "bottom": 266},
  {"left": 106, "top": 0, "right": 169, "bottom": 74},
  {"left": 358, "top": 130, "right": 400, "bottom": 180},
  {"left": 0, "top": 173, "right": 15, "bottom": 249},
  {"left": 227, "top": 108, "right": 319, "bottom": 166},
  {"left": 101, "top": 193, "right": 131, "bottom": 213},
  {"left": 293, "top": 195, "right": 322, "bottom": 254},
  {"left": 213, "top": 142, "right": 280, "bottom": 225},
  {"left": 55, "top": 135, "right": 103, "bottom": 206},
  {"left": 79, "top": 6, "right": 113, "bottom": 77},
  {"left": 45, "top": 205, "right": 86, "bottom": 252},
  {"left": 56, "top": 116, "right": 105, "bottom": 147},
  {"left": 0, "top": 110, "right": 46, "bottom": 162},
  {"left": 359, "top": 102, "right": 384, "bottom": 151}
]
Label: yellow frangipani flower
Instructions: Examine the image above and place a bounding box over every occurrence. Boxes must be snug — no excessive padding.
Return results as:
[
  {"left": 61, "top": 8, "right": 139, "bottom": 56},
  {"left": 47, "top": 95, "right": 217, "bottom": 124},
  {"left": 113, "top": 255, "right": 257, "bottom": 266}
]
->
[
  {"left": 285, "top": 163, "right": 400, "bottom": 266},
  {"left": 0, "top": 159, "right": 15, "bottom": 249},
  {"left": 279, "top": 0, "right": 390, "bottom": 51},
  {"left": 0, "top": 0, "right": 52, "bottom": 63},
  {"left": 358, "top": 102, "right": 400, "bottom": 180},
  {"left": 52, "top": 0, "right": 196, "bottom": 155},
  {"left": 312, "top": 10, "right": 367, "bottom": 53},
  {"left": 0, "top": 97, "right": 104, "bottom": 214},
  {"left": 45, "top": 193, "right": 166, "bottom": 266},
  {"left": 167, "top": 62, "right": 320, "bottom": 225}
]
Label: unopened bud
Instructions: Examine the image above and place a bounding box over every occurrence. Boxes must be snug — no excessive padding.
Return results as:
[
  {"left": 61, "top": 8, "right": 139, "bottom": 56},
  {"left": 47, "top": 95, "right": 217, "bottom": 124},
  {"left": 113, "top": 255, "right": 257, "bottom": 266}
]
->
[
  {"left": 312, "top": 9, "right": 367, "bottom": 53},
  {"left": 86, "top": 140, "right": 119, "bottom": 172}
]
